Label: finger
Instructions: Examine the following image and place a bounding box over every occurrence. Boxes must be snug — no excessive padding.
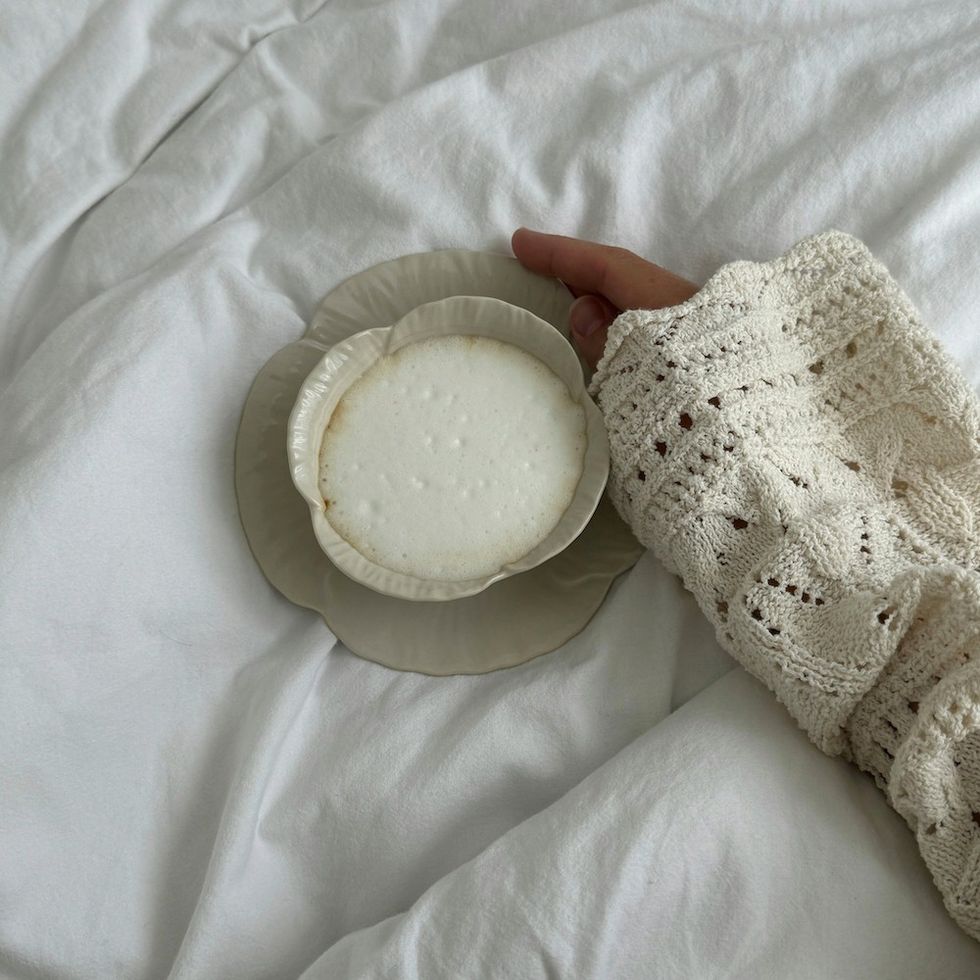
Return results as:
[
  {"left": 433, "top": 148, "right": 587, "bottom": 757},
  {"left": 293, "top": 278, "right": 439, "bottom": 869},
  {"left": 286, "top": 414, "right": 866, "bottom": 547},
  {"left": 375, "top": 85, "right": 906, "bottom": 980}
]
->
[
  {"left": 569, "top": 294, "right": 618, "bottom": 371},
  {"left": 512, "top": 228, "right": 698, "bottom": 311}
]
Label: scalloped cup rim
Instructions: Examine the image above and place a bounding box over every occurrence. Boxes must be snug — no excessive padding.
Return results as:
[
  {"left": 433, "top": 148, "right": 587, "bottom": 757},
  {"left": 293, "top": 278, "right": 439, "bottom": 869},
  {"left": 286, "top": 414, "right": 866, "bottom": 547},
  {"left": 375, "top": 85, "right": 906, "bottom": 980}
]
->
[{"left": 287, "top": 295, "right": 609, "bottom": 601}]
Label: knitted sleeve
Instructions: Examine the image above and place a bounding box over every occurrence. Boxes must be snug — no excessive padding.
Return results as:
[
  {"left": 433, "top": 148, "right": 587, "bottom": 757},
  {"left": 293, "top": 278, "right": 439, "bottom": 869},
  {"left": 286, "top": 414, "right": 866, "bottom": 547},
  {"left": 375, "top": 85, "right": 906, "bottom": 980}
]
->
[{"left": 590, "top": 230, "right": 980, "bottom": 941}]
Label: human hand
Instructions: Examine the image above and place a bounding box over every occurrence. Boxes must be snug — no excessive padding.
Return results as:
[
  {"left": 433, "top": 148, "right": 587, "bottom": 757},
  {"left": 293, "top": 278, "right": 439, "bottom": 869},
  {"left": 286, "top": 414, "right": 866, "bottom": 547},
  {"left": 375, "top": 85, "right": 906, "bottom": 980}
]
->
[{"left": 511, "top": 229, "right": 699, "bottom": 370}]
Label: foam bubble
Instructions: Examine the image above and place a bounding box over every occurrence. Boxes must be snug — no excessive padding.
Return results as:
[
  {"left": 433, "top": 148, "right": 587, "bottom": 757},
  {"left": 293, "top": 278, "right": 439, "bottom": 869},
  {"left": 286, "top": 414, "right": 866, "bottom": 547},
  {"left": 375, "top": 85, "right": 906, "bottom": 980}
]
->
[{"left": 318, "top": 335, "right": 587, "bottom": 581}]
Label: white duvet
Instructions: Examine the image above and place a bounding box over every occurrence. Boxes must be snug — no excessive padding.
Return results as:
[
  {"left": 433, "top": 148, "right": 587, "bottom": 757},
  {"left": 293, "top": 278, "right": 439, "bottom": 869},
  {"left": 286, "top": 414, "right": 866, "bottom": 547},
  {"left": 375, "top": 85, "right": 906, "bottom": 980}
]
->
[{"left": 2, "top": 2, "right": 980, "bottom": 977}]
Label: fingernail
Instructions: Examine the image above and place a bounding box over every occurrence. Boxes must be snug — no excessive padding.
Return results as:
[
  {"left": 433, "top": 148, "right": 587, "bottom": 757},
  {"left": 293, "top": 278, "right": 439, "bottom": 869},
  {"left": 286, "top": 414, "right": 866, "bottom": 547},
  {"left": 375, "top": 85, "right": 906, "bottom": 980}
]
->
[{"left": 570, "top": 296, "right": 606, "bottom": 338}]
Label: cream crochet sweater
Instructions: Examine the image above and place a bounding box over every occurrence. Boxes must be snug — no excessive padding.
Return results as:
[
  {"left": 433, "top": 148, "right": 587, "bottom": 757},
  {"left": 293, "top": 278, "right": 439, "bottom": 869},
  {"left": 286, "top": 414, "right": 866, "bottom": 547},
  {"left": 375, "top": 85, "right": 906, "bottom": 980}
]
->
[{"left": 590, "top": 231, "right": 980, "bottom": 942}]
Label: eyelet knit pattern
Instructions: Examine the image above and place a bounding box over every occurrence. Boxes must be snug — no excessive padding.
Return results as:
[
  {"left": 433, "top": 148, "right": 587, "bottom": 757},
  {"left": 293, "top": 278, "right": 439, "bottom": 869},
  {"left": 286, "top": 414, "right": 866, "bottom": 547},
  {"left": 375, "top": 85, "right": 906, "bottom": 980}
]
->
[{"left": 590, "top": 231, "right": 980, "bottom": 941}]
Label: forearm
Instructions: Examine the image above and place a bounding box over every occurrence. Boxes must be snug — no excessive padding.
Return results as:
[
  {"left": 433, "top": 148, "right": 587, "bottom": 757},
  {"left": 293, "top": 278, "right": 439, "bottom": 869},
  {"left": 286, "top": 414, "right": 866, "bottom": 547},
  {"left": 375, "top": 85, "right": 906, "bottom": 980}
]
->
[{"left": 590, "top": 230, "right": 980, "bottom": 937}]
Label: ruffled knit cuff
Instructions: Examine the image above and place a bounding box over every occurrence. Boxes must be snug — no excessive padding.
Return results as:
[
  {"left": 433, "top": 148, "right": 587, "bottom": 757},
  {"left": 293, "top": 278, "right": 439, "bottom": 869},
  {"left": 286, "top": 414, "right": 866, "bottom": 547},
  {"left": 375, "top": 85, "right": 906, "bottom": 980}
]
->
[{"left": 590, "top": 230, "right": 980, "bottom": 939}]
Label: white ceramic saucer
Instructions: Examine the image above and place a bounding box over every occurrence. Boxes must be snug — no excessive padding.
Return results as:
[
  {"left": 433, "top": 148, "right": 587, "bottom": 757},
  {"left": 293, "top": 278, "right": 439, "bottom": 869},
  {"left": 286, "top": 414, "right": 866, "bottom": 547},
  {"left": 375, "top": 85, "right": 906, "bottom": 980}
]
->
[{"left": 234, "top": 250, "right": 644, "bottom": 674}]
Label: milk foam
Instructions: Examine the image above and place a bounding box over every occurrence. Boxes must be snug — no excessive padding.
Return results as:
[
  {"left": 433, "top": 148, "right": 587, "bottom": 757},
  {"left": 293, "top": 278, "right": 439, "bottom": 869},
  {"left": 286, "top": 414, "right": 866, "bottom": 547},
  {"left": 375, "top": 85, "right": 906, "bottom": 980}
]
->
[{"left": 318, "top": 335, "right": 587, "bottom": 581}]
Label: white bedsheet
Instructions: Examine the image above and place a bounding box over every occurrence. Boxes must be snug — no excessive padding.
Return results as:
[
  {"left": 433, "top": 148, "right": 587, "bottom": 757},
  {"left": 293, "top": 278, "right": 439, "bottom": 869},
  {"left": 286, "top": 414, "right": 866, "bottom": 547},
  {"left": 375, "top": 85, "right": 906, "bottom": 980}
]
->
[{"left": 2, "top": 2, "right": 979, "bottom": 977}]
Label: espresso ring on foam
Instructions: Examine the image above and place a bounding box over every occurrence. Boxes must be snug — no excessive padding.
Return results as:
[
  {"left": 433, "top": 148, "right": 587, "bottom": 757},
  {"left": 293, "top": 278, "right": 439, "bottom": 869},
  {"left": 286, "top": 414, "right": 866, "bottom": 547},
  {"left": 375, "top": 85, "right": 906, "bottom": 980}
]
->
[{"left": 318, "top": 336, "right": 587, "bottom": 581}]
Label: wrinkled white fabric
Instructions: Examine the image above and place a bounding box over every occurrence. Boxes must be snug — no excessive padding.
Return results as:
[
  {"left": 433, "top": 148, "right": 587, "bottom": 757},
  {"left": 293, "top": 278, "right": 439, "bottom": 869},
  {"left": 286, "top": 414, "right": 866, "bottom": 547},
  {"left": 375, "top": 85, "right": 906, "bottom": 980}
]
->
[{"left": 2, "top": 1, "right": 980, "bottom": 978}]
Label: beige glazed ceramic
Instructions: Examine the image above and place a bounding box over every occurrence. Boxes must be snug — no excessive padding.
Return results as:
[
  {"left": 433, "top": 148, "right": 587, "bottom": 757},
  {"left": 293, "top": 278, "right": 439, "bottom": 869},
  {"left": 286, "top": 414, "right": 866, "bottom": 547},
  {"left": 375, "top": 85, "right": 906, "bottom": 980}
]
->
[
  {"left": 287, "top": 295, "right": 610, "bottom": 601},
  {"left": 235, "top": 249, "right": 644, "bottom": 674}
]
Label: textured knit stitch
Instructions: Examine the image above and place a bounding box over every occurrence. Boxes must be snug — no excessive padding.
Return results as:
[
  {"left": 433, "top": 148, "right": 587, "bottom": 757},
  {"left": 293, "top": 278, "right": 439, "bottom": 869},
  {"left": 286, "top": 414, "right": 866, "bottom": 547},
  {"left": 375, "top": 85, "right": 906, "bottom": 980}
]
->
[{"left": 590, "top": 231, "right": 980, "bottom": 941}]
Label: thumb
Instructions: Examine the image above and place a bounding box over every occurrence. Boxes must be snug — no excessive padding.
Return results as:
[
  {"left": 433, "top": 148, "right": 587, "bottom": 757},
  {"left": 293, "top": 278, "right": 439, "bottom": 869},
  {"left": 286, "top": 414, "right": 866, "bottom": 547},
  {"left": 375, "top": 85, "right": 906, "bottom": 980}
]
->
[{"left": 569, "top": 294, "right": 618, "bottom": 371}]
